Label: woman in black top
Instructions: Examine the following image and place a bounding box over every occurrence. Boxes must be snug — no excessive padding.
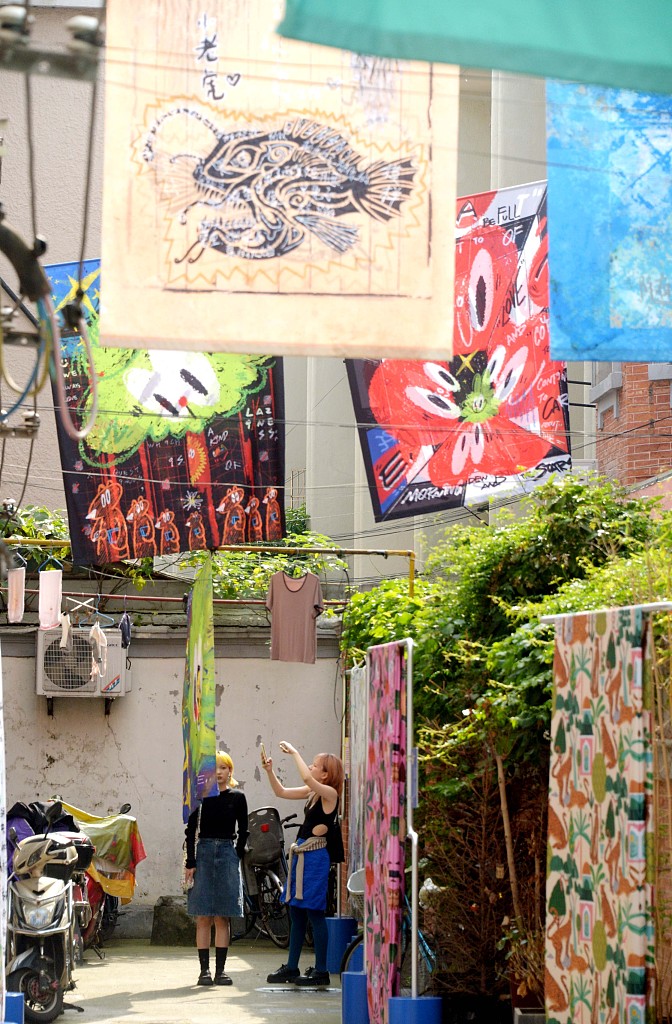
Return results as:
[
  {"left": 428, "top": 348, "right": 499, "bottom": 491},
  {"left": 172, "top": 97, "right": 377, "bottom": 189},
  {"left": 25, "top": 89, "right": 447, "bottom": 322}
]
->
[
  {"left": 262, "top": 740, "right": 344, "bottom": 988},
  {"left": 184, "top": 751, "right": 248, "bottom": 986}
]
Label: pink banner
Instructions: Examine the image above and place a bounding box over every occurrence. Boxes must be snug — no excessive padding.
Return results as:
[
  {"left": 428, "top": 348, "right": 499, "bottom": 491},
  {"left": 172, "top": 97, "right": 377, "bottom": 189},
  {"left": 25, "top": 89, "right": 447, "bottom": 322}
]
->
[{"left": 365, "top": 642, "right": 407, "bottom": 1024}]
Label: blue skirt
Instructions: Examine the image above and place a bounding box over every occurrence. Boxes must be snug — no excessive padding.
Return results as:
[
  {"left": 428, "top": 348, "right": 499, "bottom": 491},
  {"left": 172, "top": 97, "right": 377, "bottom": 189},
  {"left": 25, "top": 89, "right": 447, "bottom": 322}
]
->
[
  {"left": 187, "top": 839, "right": 243, "bottom": 918},
  {"left": 284, "top": 840, "right": 330, "bottom": 911}
]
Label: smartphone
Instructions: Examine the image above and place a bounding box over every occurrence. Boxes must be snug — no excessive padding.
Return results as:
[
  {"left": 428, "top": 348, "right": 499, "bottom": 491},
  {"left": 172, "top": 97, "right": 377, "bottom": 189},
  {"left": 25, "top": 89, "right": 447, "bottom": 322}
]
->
[{"left": 260, "top": 742, "right": 267, "bottom": 764}]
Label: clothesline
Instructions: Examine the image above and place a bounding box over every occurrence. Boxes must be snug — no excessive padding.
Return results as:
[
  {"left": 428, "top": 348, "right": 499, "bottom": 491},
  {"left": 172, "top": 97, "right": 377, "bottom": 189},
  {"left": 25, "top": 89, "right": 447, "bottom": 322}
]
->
[
  {"left": 0, "top": 587, "right": 348, "bottom": 609},
  {"left": 1, "top": 538, "right": 417, "bottom": 595}
]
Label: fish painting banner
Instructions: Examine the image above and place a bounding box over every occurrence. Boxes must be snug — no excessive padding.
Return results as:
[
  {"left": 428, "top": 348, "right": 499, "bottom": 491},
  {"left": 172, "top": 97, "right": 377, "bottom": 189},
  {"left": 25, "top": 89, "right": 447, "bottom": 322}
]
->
[
  {"left": 366, "top": 642, "right": 407, "bottom": 1024},
  {"left": 347, "top": 182, "right": 571, "bottom": 521},
  {"left": 546, "top": 609, "right": 655, "bottom": 1024},
  {"left": 47, "top": 259, "right": 285, "bottom": 566},
  {"left": 547, "top": 82, "right": 672, "bottom": 361},
  {"left": 182, "top": 556, "right": 218, "bottom": 822},
  {"left": 100, "top": 0, "right": 458, "bottom": 359}
]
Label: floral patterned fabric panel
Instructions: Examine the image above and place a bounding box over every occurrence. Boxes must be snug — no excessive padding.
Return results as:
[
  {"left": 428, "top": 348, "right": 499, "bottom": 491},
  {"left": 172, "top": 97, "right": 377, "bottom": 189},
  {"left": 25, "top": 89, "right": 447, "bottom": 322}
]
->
[
  {"left": 365, "top": 643, "right": 407, "bottom": 1024},
  {"left": 546, "top": 609, "right": 654, "bottom": 1024}
]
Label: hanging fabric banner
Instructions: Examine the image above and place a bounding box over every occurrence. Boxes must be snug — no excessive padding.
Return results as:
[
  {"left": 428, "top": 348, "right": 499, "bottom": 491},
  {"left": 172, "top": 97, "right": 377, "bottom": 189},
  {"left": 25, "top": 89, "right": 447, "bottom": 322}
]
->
[
  {"left": 546, "top": 609, "right": 655, "bottom": 1024},
  {"left": 182, "top": 555, "right": 218, "bottom": 823},
  {"left": 366, "top": 642, "right": 407, "bottom": 1024},
  {"left": 100, "top": 0, "right": 458, "bottom": 359},
  {"left": 348, "top": 663, "right": 368, "bottom": 872},
  {"left": 0, "top": 643, "right": 7, "bottom": 1023},
  {"left": 547, "top": 82, "right": 672, "bottom": 362},
  {"left": 279, "top": 0, "right": 672, "bottom": 95},
  {"left": 347, "top": 181, "right": 570, "bottom": 521},
  {"left": 47, "top": 259, "right": 285, "bottom": 566}
]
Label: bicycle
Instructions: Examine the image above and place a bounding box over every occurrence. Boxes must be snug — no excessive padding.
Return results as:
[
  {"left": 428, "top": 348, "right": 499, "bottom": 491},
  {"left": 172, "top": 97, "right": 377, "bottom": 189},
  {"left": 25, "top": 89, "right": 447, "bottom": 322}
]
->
[
  {"left": 340, "top": 868, "right": 437, "bottom": 996},
  {"left": 231, "top": 807, "right": 294, "bottom": 948}
]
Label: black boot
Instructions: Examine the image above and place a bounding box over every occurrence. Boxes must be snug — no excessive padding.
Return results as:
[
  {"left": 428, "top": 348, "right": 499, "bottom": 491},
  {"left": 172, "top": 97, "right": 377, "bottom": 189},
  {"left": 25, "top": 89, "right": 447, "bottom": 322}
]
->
[
  {"left": 197, "top": 948, "right": 213, "bottom": 986},
  {"left": 214, "top": 947, "right": 232, "bottom": 986}
]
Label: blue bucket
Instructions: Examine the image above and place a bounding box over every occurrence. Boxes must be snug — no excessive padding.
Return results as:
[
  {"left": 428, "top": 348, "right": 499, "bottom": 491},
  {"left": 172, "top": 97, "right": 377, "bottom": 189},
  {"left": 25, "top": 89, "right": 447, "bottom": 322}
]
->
[
  {"left": 342, "top": 970, "right": 369, "bottom": 1024},
  {"left": 4, "top": 992, "right": 24, "bottom": 1024},
  {"left": 389, "top": 995, "right": 442, "bottom": 1024},
  {"left": 326, "top": 915, "right": 358, "bottom": 974}
]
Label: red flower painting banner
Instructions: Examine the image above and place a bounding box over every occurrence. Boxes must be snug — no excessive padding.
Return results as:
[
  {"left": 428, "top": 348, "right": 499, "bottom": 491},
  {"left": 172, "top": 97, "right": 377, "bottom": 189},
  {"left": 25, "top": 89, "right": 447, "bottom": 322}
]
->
[
  {"left": 366, "top": 642, "right": 407, "bottom": 1024},
  {"left": 347, "top": 181, "right": 571, "bottom": 521},
  {"left": 47, "top": 260, "right": 285, "bottom": 566}
]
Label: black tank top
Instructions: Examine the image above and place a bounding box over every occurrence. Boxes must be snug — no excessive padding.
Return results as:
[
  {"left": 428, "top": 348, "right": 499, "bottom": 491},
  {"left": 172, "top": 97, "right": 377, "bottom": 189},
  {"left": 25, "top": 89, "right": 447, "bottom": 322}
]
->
[
  {"left": 298, "top": 796, "right": 337, "bottom": 840},
  {"left": 298, "top": 796, "right": 344, "bottom": 863}
]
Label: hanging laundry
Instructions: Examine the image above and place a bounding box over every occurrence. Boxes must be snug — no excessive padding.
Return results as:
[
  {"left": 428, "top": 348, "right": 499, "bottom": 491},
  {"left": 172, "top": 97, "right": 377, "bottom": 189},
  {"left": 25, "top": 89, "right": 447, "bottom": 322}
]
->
[
  {"left": 265, "top": 571, "right": 324, "bottom": 664},
  {"left": 38, "top": 569, "right": 62, "bottom": 630},
  {"left": 89, "top": 621, "right": 108, "bottom": 681},
  {"left": 119, "top": 610, "right": 132, "bottom": 650},
  {"left": 59, "top": 612, "right": 73, "bottom": 652},
  {"left": 7, "top": 566, "right": 25, "bottom": 624}
]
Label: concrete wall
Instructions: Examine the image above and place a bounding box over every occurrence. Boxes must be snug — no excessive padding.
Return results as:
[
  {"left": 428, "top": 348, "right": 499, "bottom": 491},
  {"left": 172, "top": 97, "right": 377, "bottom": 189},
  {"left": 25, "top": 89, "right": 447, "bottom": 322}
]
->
[{"left": 1, "top": 626, "right": 342, "bottom": 928}]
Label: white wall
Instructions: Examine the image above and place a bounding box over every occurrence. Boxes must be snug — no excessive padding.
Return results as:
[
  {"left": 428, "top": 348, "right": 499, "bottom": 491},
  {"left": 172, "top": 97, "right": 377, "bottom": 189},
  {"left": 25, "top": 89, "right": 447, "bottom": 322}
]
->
[{"left": 1, "top": 635, "right": 342, "bottom": 912}]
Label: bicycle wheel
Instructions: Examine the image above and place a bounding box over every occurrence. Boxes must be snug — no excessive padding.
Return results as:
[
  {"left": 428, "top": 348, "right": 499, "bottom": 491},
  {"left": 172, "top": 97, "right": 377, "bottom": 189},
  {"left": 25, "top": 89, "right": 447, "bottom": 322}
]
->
[
  {"left": 258, "top": 868, "right": 290, "bottom": 948},
  {"left": 340, "top": 932, "right": 364, "bottom": 974},
  {"left": 399, "top": 922, "right": 436, "bottom": 996}
]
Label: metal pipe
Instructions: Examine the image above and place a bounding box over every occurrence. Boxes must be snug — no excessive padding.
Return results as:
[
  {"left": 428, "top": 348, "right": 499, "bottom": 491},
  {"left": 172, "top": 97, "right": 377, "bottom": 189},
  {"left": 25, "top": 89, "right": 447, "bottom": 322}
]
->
[{"left": 402, "top": 637, "right": 418, "bottom": 1000}]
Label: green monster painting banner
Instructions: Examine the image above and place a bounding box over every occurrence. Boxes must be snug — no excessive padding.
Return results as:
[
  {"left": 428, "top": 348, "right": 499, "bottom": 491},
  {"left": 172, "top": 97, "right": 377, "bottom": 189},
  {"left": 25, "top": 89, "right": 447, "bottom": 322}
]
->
[
  {"left": 546, "top": 609, "right": 654, "bottom": 1024},
  {"left": 182, "top": 555, "right": 217, "bottom": 822},
  {"left": 47, "top": 259, "right": 285, "bottom": 566}
]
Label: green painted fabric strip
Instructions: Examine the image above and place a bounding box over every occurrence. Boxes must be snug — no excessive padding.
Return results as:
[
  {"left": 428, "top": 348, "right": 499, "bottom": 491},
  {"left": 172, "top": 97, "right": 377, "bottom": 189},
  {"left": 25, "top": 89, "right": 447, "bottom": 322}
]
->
[{"left": 279, "top": 0, "right": 672, "bottom": 94}]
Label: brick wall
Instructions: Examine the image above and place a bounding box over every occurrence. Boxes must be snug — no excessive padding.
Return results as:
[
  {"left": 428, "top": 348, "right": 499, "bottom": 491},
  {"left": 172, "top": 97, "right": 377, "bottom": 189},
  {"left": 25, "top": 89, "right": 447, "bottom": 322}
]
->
[{"left": 597, "top": 365, "right": 672, "bottom": 484}]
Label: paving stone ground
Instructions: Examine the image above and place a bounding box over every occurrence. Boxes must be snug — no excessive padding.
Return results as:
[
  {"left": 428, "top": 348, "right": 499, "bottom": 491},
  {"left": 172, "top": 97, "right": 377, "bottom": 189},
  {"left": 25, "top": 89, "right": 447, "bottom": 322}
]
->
[{"left": 64, "top": 938, "right": 342, "bottom": 1024}]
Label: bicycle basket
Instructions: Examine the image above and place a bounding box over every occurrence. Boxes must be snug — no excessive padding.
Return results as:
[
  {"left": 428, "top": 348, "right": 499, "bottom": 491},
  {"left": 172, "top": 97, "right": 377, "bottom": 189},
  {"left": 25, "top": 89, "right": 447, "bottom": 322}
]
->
[
  {"left": 246, "top": 807, "right": 284, "bottom": 867},
  {"left": 347, "top": 867, "right": 365, "bottom": 922}
]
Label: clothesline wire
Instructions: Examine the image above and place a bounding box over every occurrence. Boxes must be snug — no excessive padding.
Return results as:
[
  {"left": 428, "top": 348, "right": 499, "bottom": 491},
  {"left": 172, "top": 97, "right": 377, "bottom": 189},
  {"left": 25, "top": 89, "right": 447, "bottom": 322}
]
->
[{"left": 0, "top": 586, "right": 347, "bottom": 609}]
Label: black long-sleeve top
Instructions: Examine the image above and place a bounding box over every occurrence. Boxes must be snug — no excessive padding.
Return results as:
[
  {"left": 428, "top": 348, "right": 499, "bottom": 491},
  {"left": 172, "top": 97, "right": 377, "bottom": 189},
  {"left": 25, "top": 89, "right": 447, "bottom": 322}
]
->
[{"left": 185, "top": 789, "right": 249, "bottom": 867}]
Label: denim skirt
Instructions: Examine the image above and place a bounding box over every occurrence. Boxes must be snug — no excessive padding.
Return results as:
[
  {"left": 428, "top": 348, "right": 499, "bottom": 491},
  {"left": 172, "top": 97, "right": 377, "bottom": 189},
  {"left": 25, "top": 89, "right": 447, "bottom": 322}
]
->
[
  {"left": 284, "top": 840, "right": 330, "bottom": 911},
  {"left": 187, "top": 839, "right": 244, "bottom": 918}
]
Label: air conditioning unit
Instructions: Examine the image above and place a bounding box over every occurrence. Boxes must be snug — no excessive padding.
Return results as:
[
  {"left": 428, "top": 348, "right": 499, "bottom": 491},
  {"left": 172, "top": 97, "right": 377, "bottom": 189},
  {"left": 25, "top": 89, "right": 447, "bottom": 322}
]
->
[{"left": 36, "top": 628, "right": 131, "bottom": 698}]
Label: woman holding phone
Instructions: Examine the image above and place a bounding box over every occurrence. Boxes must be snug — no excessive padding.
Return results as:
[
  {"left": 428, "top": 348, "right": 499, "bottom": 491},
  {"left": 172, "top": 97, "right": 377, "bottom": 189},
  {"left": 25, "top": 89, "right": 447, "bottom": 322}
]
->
[{"left": 261, "top": 740, "right": 344, "bottom": 987}]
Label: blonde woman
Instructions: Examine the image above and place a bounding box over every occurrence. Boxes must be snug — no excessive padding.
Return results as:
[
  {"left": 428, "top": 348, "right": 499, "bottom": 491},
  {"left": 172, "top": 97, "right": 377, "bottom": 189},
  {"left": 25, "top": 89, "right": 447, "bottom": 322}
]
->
[{"left": 184, "top": 751, "right": 248, "bottom": 986}]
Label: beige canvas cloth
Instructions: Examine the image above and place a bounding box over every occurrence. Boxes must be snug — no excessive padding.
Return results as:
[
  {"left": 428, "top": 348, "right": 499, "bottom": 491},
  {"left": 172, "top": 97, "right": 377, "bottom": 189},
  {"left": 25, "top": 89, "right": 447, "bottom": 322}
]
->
[{"left": 100, "top": 0, "right": 458, "bottom": 358}]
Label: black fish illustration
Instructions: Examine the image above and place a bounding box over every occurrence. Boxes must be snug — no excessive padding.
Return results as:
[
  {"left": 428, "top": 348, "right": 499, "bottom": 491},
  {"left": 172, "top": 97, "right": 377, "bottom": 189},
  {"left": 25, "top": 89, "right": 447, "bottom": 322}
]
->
[{"left": 144, "top": 112, "right": 416, "bottom": 262}]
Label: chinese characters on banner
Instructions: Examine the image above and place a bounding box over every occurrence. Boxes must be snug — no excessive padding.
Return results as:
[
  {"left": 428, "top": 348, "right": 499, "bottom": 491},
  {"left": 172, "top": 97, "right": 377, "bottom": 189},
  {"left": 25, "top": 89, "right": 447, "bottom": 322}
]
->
[
  {"left": 547, "top": 81, "right": 672, "bottom": 361},
  {"left": 100, "top": 0, "right": 458, "bottom": 358},
  {"left": 47, "top": 259, "right": 285, "bottom": 566},
  {"left": 347, "top": 181, "right": 571, "bottom": 521},
  {"left": 182, "top": 556, "right": 218, "bottom": 822}
]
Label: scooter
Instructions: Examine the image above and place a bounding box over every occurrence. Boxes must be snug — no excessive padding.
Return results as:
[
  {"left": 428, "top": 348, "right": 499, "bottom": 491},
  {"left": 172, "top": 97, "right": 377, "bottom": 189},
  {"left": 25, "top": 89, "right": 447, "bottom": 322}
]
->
[{"left": 6, "top": 800, "right": 94, "bottom": 1023}]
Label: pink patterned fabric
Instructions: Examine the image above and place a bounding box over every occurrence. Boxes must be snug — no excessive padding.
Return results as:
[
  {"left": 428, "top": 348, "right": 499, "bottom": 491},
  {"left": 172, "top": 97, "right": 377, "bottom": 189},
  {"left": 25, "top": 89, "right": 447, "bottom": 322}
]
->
[{"left": 366, "top": 642, "right": 407, "bottom": 1024}]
